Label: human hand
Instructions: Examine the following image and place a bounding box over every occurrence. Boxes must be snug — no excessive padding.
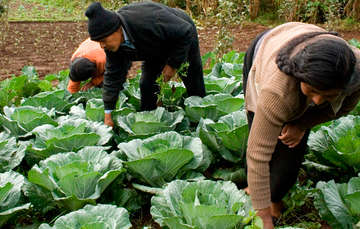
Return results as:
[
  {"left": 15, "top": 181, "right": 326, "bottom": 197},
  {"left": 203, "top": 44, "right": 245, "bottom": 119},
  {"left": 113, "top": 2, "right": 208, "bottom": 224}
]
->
[
  {"left": 162, "top": 65, "right": 176, "bottom": 82},
  {"left": 80, "top": 82, "right": 94, "bottom": 91},
  {"left": 257, "top": 207, "right": 274, "bottom": 229},
  {"left": 104, "top": 113, "right": 114, "bottom": 127},
  {"left": 278, "top": 124, "right": 305, "bottom": 148}
]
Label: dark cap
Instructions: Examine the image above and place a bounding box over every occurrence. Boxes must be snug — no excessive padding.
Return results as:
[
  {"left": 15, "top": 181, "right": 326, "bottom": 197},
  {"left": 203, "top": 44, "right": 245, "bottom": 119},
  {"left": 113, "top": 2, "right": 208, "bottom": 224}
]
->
[
  {"left": 85, "top": 2, "right": 121, "bottom": 41},
  {"left": 69, "top": 57, "right": 97, "bottom": 82}
]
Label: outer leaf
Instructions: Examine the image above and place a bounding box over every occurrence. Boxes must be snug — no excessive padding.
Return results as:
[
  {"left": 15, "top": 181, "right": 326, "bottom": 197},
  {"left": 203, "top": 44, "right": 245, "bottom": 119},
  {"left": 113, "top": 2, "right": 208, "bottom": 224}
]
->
[
  {"left": 0, "top": 132, "right": 27, "bottom": 172},
  {"left": 0, "top": 171, "right": 31, "bottom": 227}
]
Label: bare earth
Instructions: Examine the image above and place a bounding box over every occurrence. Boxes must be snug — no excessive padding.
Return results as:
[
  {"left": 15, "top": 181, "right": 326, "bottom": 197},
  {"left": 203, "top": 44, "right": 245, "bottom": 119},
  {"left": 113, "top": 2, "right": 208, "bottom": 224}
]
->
[{"left": 1, "top": 21, "right": 360, "bottom": 80}]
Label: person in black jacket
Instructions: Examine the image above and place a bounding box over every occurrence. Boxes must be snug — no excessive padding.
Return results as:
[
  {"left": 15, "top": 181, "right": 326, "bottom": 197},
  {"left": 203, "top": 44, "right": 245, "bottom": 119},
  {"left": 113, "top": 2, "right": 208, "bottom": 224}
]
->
[{"left": 85, "top": 1, "right": 206, "bottom": 127}]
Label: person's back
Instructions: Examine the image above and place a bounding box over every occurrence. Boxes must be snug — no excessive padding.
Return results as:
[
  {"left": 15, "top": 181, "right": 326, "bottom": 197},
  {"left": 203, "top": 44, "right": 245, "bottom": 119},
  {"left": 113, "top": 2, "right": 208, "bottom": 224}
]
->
[{"left": 67, "top": 38, "right": 106, "bottom": 93}]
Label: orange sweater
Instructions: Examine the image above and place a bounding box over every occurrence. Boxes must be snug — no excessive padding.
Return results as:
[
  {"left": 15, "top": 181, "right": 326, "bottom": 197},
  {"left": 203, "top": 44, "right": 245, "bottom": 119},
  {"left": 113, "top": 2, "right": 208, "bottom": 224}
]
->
[
  {"left": 245, "top": 22, "right": 360, "bottom": 209},
  {"left": 67, "top": 38, "right": 106, "bottom": 93}
]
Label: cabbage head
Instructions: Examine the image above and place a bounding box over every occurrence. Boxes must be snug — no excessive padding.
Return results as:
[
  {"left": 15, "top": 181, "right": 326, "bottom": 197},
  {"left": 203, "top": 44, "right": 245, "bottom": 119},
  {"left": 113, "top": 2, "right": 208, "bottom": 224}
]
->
[{"left": 28, "top": 146, "right": 125, "bottom": 210}]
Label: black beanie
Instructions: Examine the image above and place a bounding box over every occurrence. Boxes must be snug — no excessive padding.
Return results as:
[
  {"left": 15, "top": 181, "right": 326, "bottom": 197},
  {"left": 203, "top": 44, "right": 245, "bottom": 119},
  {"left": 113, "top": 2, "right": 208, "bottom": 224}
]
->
[
  {"left": 69, "top": 57, "right": 97, "bottom": 82},
  {"left": 85, "top": 2, "right": 121, "bottom": 41}
]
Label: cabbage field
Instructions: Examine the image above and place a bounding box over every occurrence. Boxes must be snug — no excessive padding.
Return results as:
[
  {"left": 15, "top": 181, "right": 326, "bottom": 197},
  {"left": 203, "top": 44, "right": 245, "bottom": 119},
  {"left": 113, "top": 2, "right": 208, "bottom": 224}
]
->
[{"left": 1, "top": 42, "right": 360, "bottom": 229}]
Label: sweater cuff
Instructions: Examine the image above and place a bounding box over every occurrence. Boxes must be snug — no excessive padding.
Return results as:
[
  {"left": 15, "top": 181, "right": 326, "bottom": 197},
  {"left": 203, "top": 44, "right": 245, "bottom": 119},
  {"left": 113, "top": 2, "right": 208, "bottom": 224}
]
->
[
  {"left": 67, "top": 80, "right": 81, "bottom": 94},
  {"left": 104, "top": 101, "right": 116, "bottom": 110}
]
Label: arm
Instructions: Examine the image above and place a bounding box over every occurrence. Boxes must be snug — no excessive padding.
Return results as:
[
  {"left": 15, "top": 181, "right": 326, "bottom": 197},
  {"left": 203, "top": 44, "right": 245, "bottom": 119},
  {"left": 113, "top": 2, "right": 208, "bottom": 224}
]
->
[
  {"left": 102, "top": 51, "right": 131, "bottom": 111},
  {"left": 81, "top": 75, "right": 104, "bottom": 91},
  {"left": 67, "top": 80, "right": 81, "bottom": 94},
  {"left": 247, "top": 90, "right": 290, "bottom": 209}
]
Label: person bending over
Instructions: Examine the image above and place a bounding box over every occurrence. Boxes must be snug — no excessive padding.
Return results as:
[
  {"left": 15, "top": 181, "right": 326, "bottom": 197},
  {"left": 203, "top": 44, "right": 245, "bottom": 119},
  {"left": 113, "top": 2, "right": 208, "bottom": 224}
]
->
[
  {"left": 242, "top": 22, "right": 360, "bottom": 229},
  {"left": 84, "top": 1, "right": 206, "bottom": 127},
  {"left": 67, "top": 38, "right": 106, "bottom": 93}
]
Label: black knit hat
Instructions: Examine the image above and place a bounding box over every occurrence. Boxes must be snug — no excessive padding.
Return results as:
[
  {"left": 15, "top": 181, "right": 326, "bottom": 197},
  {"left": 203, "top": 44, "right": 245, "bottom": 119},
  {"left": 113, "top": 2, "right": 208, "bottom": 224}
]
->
[
  {"left": 69, "top": 57, "right": 97, "bottom": 82},
  {"left": 85, "top": 2, "right": 121, "bottom": 41}
]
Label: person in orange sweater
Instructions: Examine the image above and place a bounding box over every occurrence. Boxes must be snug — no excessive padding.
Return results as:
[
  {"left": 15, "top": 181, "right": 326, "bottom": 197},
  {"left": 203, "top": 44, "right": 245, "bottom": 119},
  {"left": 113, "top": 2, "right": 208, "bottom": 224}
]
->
[
  {"left": 242, "top": 22, "right": 360, "bottom": 229},
  {"left": 67, "top": 38, "right": 106, "bottom": 93}
]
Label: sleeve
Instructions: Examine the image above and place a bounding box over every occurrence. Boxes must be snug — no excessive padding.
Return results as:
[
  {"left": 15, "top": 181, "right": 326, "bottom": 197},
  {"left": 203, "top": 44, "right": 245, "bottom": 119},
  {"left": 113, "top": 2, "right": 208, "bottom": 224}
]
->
[
  {"left": 102, "top": 51, "right": 131, "bottom": 110},
  {"left": 291, "top": 89, "right": 360, "bottom": 130},
  {"left": 247, "top": 90, "right": 291, "bottom": 210},
  {"left": 157, "top": 9, "right": 194, "bottom": 69},
  {"left": 67, "top": 80, "right": 81, "bottom": 94}
]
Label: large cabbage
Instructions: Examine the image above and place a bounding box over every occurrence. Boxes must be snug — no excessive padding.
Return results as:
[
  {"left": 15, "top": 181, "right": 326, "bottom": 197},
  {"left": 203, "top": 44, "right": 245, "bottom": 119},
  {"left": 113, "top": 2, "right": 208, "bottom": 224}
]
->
[
  {"left": 184, "top": 94, "right": 244, "bottom": 122},
  {"left": 112, "top": 131, "right": 212, "bottom": 187},
  {"left": 307, "top": 115, "right": 360, "bottom": 179},
  {"left": 28, "top": 146, "right": 125, "bottom": 210},
  {"left": 314, "top": 177, "right": 360, "bottom": 229},
  {"left": 39, "top": 204, "right": 132, "bottom": 229},
  {"left": 151, "top": 180, "right": 257, "bottom": 229},
  {"left": 114, "top": 107, "right": 184, "bottom": 140},
  {"left": 197, "top": 110, "right": 248, "bottom": 163}
]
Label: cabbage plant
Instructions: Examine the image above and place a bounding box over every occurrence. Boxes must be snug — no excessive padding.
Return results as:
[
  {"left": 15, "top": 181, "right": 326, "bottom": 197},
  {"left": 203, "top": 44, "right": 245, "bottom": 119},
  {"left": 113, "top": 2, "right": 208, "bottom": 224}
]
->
[
  {"left": 0, "top": 132, "right": 28, "bottom": 172},
  {"left": 112, "top": 131, "right": 212, "bottom": 187},
  {"left": 206, "top": 51, "right": 244, "bottom": 80},
  {"left": 204, "top": 75, "right": 241, "bottom": 95},
  {"left": 39, "top": 204, "right": 132, "bottom": 229},
  {"left": 307, "top": 115, "right": 360, "bottom": 177},
  {"left": 85, "top": 95, "right": 134, "bottom": 122},
  {"left": 0, "top": 106, "right": 57, "bottom": 137},
  {"left": 184, "top": 93, "right": 244, "bottom": 122},
  {"left": 157, "top": 81, "right": 187, "bottom": 109},
  {"left": 28, "top": 146, "right": 125, "bottom": 210},
  {"left": 151, "top": 180, "right": 258, "bottom": 229},
  {"left": 314, "top": 176, "right": 360, "bottom": 228},
  {"left": 26, "top": 116, "right": 112, "bottom": 160},
  {"left": 0, "top": 170, "right": 31, "bottom": 227},
  {"left": 197, "top": 110, "right": 248, "bottom": 163},
  {"left": 114, "top": 107, "right": 184, "bottom": 140},
  {"left": 21, "top": 90, "right": 75, "bottom": 114},
  {"left": 123, "top": 75, "right": 141, "bottom": 111}
]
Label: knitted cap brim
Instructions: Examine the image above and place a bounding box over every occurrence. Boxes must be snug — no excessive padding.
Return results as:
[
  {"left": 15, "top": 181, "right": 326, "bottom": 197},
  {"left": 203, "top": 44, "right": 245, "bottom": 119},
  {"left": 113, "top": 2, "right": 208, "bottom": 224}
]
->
[{"left": 90, "top": 20, "right": 121, "bottom": 41}]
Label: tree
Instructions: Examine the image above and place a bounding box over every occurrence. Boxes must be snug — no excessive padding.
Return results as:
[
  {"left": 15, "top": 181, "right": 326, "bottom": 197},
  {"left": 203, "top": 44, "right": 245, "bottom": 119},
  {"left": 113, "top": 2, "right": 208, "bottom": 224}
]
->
[{"left": 345, "top": 0, "right": 360, "bottom": 20}]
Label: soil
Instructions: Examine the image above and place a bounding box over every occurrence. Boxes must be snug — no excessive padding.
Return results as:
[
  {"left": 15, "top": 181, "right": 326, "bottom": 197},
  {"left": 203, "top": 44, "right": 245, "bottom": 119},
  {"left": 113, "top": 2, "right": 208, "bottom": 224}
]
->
[{"left": 1, "top": 21, "right": 360, "bottom": 80}]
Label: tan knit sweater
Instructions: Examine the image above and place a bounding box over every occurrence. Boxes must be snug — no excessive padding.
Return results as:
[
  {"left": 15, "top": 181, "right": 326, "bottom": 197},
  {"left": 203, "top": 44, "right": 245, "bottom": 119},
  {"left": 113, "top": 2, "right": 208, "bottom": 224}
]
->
[{"left": 245, "top": 22, "right": 360, "bottom": 209}]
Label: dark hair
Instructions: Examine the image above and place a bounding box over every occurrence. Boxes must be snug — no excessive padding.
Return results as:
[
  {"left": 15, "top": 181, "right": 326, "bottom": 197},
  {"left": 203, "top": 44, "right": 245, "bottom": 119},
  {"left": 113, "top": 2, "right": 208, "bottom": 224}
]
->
[
  {"left": 276, "top": 32, "right": 356, "bottom": 90},
  {"left": 69, "top": 57, "right": 97, "bottom": 82}
]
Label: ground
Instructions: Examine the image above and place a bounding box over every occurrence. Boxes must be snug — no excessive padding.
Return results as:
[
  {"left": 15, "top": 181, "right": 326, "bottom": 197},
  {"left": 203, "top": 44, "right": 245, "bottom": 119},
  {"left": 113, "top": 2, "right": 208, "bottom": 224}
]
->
[{"left": 1, "top": 21, "right": 360, "bottom": 80}]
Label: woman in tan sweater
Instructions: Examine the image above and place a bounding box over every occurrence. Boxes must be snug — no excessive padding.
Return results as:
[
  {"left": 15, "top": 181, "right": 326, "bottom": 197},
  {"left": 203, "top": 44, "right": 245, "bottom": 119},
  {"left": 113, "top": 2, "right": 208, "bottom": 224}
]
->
[{"left": 242, "top": 22, "right": 360, "bottom": 228}]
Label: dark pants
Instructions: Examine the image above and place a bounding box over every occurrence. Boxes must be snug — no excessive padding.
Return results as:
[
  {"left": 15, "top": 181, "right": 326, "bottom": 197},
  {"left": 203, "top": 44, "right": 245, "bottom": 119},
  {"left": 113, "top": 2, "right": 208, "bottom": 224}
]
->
[
  {"left": 139, "top": 20, "right": 205, "bottom": 111},
  {"left": 243, "top": 31, "right": 310, "bottom": 203}
]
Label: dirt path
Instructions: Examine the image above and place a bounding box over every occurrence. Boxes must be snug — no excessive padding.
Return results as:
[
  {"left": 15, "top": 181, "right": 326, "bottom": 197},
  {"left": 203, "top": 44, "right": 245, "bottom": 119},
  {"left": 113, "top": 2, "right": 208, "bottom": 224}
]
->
[{"left": 1, "top": 21, "right": 360, "bottom": 80}]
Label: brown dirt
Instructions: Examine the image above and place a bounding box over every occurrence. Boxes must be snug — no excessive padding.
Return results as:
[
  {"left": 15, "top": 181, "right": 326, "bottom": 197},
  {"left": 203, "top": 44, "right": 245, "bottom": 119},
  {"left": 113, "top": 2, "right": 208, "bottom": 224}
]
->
[
  {"left": 1, "top": 21, "right": 360, "bottom": 81},
  {"left": 0, "top": 21, "right": 265, "bottom": 80}
]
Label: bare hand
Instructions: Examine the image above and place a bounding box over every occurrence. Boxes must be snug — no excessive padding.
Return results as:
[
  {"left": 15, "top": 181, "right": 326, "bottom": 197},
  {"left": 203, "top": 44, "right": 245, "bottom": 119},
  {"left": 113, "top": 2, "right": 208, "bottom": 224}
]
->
[
  {"left": 257, "top": 208, "right": 274, "bottom": 229},
  {"left": 104, "top": 113, "right": 114, "bottom": 127},
  {"left": 278, "top": 124, "right": 305, "bottom": 148},
  {"left": 80, "top": 82, "right": 94, "bottom": 91},
  {"left": 162, "top": 65, "right": 176, "bottom": 82}
]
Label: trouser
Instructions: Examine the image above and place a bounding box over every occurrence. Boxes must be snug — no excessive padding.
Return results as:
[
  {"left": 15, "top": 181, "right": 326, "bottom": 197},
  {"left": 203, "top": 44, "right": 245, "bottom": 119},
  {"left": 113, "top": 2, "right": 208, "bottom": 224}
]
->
[
  {"left": 242, "top": 30, "right": 310, "bottom": 203},
  {"left": 139, "top": 37, "right": 205, "bottom": 111}
]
